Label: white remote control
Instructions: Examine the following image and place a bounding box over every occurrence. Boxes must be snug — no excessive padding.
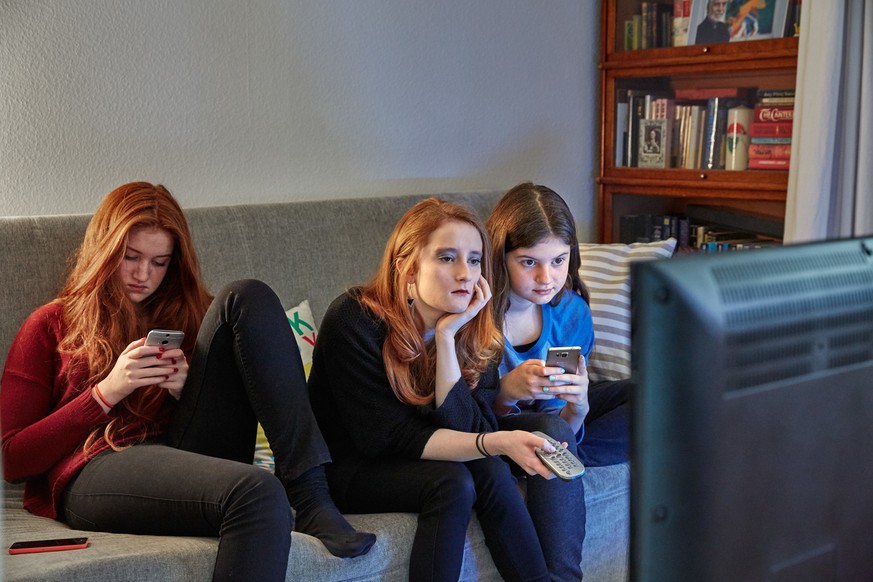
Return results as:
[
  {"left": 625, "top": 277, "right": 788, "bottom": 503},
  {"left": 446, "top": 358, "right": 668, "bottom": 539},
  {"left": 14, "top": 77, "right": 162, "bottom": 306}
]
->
[{"left": 532, "top": 431, "right": 586, "bottom": 481}]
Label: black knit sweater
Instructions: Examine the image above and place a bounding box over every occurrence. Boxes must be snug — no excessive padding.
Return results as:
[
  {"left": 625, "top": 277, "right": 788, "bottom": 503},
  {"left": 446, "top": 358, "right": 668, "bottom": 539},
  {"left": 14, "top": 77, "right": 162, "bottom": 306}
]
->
[{"left": 307, "top": 290, "right": 500, "bottom": 493}]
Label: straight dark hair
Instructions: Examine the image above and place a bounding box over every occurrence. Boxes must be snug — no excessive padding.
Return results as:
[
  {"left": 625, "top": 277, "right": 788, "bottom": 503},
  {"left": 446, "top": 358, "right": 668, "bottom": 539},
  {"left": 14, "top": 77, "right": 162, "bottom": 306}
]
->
[{"left": 486, "top": 182, "right": 588, "bottom": 328}]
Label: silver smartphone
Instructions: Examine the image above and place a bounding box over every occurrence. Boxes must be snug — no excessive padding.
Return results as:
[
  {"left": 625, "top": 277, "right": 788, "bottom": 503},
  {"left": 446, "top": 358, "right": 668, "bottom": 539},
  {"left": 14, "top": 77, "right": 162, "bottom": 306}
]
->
[
  {"left": 145, "top": 329, "right": 185, "bottom": 350},
  {"left": 545, "top": 346, "right": 582, "bottom": 375}
]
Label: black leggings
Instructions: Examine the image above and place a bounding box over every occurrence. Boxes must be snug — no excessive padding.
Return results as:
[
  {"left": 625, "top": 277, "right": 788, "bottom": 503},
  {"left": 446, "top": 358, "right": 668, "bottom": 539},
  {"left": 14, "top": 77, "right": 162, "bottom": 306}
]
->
[
  {"left": 63, "top": 279, "right": 330, "bottom": 582},
  {"left": 333, "top": 456, "right": 552, "bottom": 582}
]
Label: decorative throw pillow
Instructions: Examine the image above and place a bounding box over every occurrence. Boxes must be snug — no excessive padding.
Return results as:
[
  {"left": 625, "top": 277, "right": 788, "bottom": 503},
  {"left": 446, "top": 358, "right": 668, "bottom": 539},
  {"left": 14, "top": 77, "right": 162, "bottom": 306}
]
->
[
  {"left": 253, "top": 299, "right": 318, "bottom": 472},
  {"left": 578, "top": 238, "right": 676, "bottom": 382}
]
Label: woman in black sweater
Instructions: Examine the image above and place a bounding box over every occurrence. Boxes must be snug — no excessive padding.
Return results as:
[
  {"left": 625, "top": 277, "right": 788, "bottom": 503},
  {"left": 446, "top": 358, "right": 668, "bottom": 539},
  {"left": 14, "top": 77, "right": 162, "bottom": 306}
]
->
[{"left": 308, "top": 198, "right": 585, "bottom": 581}]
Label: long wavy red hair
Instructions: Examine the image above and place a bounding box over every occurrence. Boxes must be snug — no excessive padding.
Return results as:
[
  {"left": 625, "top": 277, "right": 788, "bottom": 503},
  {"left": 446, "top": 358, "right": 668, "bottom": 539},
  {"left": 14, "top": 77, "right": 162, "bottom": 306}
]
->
[
  {"left": 358, "top": 197, "right": 503, "bottom": 406},
  {"left": 55, "top": 182, "right": 213, "bottom": 452}
]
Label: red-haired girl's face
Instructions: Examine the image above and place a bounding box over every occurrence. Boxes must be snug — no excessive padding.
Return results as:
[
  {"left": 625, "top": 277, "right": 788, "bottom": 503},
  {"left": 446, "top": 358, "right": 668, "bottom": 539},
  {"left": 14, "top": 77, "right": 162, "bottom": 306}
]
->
[
  {"left": 409, "top": 220, "right": 483, "bottom": 331},
  {"left": 115, "top": 226, "right": 174, "bottom": 303}
]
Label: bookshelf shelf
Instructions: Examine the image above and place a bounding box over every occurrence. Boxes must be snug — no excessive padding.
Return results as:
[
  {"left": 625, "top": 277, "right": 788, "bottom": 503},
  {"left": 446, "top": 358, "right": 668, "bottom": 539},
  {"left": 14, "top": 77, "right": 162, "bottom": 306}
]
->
[
  {"left": 599, "top": 167, "right": 789, "bottom": 190},
  {"left": 602, "top": 37, "right": 798, "bottom": 73},
  {"left": 597, "top": 1, "right": 798, "bottom": 244}
]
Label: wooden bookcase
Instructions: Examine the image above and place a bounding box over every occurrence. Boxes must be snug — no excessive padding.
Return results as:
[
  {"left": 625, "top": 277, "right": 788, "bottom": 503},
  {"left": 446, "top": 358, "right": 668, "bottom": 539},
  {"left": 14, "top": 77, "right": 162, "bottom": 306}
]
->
[{"left": 597, "top": 1, "right": 798, "bottom": 243}]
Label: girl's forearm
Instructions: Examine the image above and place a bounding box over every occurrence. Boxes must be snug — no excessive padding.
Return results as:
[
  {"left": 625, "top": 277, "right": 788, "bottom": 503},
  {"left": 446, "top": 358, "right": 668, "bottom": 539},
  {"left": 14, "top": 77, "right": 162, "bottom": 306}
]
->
[
  {"left": 433, "top": 331, "right": 462, "bottom": 407},
  {"left": 421, "top": 429, "right": 479, "bottom": 460}
]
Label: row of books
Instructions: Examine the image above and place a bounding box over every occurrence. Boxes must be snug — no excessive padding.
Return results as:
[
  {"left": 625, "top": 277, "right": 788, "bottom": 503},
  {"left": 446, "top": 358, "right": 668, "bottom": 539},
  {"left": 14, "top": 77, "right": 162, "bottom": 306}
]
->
[
  {"left": 748, "top": 89, "right": 794, "bottom": 170},
  {"left": 619, "top": 205, "right": 783, "bottom": 252},
  {"left": 624, "top": 1, "right": 675, "bottom": 50},
  {"left": 616, "top": 87, "right": 793, "bottom": 170},
  {"left": 623, "top": 0, "right": 803, "bottom": 51}
]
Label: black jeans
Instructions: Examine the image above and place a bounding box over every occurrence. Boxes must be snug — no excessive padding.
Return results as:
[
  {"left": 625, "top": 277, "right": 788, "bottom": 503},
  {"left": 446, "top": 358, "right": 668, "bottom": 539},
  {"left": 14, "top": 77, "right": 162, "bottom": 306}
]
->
[
  {"left": 332, "top": 456, "right": 551, "bottom": 582},
  {"left": 62, "top": 279, "right": 330, "bottom": 582},
  {"left": 498, "top": 412, "right": 587, "bottom": 582}
]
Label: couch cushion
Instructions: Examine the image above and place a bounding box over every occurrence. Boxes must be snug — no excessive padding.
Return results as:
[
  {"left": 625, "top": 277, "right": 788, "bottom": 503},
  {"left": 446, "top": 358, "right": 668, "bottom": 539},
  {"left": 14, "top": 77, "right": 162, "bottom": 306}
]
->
[
  {"left": 579, "top": 238, "right": 677, "bottom": 382},
  {"left": 285, "top": 299, "right": 318, "bottom": 374},
  {"left": 0, "top": 478, "right": 504, "bottom": 582},
  {"left": 3, "top": 461, "right": 628, "bottom": 582}
]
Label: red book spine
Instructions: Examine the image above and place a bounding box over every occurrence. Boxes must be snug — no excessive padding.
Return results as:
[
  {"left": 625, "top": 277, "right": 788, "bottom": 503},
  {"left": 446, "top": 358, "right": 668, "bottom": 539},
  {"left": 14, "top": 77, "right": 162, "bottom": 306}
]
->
[
  {"left": 750, "top": 121, "right": 793, "bottom": 137},
  {"left": 674, "top": 87, "right": 754, "bottom": 100},
  {"left": 748, "top": 158, "right": 790, "bottom": 169},
  {"left": 748, "top": 143, "right": 792, "bottom": 159},
  {"left": 754, "top": 105, "right": 794, "bottom": 123}
]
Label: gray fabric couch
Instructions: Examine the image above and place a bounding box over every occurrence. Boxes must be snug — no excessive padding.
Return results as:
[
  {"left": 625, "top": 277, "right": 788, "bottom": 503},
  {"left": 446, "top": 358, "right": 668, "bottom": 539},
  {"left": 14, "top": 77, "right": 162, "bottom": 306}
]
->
[{"left": 1, "top": 191, "right": 630, "bottom": 581}]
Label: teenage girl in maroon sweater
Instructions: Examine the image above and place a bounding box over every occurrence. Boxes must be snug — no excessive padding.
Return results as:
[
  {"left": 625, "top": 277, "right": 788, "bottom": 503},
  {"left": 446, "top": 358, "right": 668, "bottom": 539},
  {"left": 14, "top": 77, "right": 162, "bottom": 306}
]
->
[{"left": 1, "top": 182, "right": 374, "bottom": 581}]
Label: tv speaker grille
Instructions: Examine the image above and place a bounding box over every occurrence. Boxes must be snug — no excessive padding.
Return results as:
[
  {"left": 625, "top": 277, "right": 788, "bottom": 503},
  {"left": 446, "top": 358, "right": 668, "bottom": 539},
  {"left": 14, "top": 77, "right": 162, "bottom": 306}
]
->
[{"left": 713, "top": 246, "right": 873, "bottom": 391}]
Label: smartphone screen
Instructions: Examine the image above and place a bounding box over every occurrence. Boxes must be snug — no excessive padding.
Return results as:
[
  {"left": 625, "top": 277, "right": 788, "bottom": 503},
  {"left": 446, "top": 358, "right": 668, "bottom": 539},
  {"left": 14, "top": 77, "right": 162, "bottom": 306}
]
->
[
  {"left": 8, "top": 537, "right": 89, "bottom": 554},
  {"left": 546, "top": 346, "right": 582, "bottom": 375}
]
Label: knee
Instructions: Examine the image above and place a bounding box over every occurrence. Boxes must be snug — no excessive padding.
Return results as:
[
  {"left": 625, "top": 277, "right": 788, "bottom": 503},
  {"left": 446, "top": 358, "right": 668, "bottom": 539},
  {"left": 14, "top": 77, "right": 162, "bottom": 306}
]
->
[
  {"left": 524, "top": 413, "right": 577, "bottom": 446},
  {"left": 213, "top": 279, "right": 284, "bottom": 324},
  {"left": 228, "top": 467, "right": 293, "bottom": 531},
  {"left": 469, "top": 456, "right": 523, "bottom": 502},
  {"left": 420, "top": 462, "right": 476, "bottom": 516},
  {"left": 591, "top": 378, "right": 632, "bottom": 404},
  {"left": 217, "top": 279, "right": 277, "bottom": 304}
]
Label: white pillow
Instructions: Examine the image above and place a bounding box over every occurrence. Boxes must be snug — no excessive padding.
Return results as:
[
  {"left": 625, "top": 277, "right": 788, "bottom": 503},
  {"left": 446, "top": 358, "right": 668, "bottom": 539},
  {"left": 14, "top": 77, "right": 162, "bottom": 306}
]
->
[
  {"left": 578, "top": 238, "right": 676, "bottom": 382},
  {"left": 253, "top": 299, "right": 318, "bottom": 472}
]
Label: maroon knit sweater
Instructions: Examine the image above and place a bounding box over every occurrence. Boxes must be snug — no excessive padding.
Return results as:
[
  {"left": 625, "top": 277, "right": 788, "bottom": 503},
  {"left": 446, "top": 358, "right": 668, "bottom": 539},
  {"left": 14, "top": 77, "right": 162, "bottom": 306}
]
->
[{"left": 1, "top": 303, "right": 170, "bottom": 519}]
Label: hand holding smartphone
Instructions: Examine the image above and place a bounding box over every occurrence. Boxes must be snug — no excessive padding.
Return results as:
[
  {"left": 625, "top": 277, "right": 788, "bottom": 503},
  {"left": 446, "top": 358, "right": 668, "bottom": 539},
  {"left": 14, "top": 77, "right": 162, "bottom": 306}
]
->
[
  {"left": 545, "top": 346, "right": 582, "bottom": 375},
  {"left": 8, "top": 537, "right": 89, "bottom": 555},
  {"left": 145, "top": 329, "right": 184, "bottom": 350},
  {"left": 143, "top": 329, "right": 186, "bottom": 399}
]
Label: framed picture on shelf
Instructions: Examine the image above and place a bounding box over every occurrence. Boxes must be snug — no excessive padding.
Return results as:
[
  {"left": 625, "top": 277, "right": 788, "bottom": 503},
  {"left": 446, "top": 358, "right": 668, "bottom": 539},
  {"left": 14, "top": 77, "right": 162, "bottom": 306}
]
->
[
  {"left": 638, "top": 119, "right": 670, "bottom": 168},
  {"left": 687, "top": 0, "right": 789, "bottom": 45}
]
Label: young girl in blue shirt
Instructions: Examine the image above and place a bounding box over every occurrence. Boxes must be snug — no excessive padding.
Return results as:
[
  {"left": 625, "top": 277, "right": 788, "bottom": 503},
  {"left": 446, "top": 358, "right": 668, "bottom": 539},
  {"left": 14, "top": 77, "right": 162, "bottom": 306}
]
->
[{"left": 487, "top": 182, "right": 630, "bottom": 468}]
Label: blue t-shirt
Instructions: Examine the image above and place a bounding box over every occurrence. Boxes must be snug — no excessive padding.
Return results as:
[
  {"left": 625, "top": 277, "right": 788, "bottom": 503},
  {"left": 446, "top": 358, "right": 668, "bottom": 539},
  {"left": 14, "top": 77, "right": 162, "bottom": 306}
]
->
[{"left": 499, "top": 291, "right": 595, "bottom": 438}]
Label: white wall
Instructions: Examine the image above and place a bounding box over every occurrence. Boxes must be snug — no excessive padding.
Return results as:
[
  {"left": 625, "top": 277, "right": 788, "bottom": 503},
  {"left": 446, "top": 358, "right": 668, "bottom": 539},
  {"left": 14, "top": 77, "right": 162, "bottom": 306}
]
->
[{"left": 1, "top": 0, "right": 601, "bottom": 239}]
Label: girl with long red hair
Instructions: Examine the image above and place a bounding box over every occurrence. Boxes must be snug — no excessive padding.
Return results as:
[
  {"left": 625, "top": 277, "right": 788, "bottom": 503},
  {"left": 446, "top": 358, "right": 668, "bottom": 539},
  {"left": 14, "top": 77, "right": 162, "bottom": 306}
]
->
[
  {"left": 1, "top": 182, "right": 374, "bottom": 581},
  {"left": 307, "top": 197, "right": 585, "bottom": 582}
]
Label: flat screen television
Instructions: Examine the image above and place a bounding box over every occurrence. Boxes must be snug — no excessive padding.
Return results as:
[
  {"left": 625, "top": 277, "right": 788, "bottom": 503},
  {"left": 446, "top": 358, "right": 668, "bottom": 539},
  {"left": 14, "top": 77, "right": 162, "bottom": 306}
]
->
[{"left": 630, "top": 237, "right": 873, "bottom": 581}]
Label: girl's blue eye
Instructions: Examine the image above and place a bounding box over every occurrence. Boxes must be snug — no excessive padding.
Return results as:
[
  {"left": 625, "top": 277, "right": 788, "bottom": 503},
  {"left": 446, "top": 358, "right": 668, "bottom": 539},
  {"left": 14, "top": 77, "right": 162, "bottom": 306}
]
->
[
  {"left": 554, "top": 257, "right": 566, "bottom": 266},
  {"left": 470, "top": 257, "right": 481, "bottom": 266},
  {"left": 440, "top": 255, "right": 454, "bottom": 263},
  {"left": 522, "top": 259, "right": 535, "bottom": 267}
]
